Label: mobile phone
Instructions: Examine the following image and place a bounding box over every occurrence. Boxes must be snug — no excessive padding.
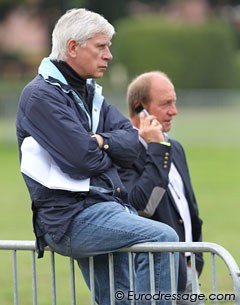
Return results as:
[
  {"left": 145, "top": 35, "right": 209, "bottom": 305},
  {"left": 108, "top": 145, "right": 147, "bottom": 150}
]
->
[{"left": 134, "top": 104, "right": 149, "bottom": 117}]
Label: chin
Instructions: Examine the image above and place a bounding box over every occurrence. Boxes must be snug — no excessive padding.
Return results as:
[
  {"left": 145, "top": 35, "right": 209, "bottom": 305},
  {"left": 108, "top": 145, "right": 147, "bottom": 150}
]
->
[
  {"left": 94, "top": 73, "right": 104, "bottom": 79},
  {"left": 163, "top": 125, "right": 171, "bottom": 133}
]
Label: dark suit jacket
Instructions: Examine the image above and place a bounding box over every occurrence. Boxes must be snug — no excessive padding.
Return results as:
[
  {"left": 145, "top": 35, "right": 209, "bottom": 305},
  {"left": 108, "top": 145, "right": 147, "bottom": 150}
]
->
[{"left": 118, "top": 139, "right": 204, "bottom": 291}]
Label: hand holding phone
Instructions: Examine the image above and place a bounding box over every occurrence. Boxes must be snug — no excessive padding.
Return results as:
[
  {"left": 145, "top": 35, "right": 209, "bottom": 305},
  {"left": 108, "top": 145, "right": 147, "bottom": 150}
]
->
[{"left": 135, "top": 104, "right": 164, "bottom": 143}]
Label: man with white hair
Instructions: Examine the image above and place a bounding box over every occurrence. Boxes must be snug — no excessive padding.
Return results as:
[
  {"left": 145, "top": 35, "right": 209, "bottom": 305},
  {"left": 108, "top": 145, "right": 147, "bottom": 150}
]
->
[{"left": 16, "top": 9, "right": 179, "bottom": 305}]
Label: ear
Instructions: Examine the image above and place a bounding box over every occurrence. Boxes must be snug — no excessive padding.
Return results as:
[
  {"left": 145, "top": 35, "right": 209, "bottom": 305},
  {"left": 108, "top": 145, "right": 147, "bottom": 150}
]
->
[
  {"left": 133, "top": 100, "right": 140, "bottom": 110},
  {"left": 66, "top": 39, "right": 78, "bottom": 58}
]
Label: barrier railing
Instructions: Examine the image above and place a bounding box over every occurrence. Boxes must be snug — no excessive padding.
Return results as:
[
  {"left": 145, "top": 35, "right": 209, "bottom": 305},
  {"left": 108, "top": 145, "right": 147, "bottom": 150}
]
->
[{"left": 0, "top": 240, "right": 240, "bottom": 305}]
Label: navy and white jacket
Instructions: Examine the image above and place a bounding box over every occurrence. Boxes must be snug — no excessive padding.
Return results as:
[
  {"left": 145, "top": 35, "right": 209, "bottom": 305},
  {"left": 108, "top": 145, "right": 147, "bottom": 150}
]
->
[{"left": 16, "top": 57, "right": 140, "bottom": 255}]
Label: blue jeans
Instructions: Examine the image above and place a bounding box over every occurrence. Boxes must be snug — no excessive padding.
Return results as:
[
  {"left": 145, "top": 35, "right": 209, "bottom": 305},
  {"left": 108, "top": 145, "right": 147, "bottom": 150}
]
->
[{"left": 44, "top": 201, "right": 179, "bottom": 305}]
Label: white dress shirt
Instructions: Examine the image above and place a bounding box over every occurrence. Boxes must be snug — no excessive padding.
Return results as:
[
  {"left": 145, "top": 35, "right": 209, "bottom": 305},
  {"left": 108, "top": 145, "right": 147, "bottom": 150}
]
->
[{"left": 168, "top": 162, "right": 192, "bottom": 249}]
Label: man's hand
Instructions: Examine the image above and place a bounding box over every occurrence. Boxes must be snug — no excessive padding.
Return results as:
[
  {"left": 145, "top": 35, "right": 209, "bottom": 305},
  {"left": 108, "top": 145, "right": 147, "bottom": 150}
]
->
[
  {"left": 92, "top": 134, "right": 104, "bottom": 149},
  {"left": 139, "top": 112, "right": 164, "bottom": 143}
]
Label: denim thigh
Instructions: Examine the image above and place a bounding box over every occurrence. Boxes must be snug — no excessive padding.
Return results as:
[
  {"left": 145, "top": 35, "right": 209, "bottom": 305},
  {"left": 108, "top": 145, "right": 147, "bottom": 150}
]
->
[{"left": 44, "top": 201, "right": 178, "bottom": 258}]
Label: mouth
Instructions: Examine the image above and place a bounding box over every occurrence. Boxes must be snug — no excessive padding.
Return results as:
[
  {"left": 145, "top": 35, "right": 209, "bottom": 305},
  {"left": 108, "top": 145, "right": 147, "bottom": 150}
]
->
[
  {"left": 99, "top": 66, "right": 107, "bottom": 70},
  {"left": 163, "top": 120, "right": 172, "bottom": 129}
]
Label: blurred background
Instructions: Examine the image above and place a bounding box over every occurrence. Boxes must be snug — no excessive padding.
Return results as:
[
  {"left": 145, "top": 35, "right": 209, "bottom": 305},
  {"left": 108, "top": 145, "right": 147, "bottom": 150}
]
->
[
  {"left": 1, "top": 0, "right": 240, "bottom": 139},
  {"left": 0, "top": 0, "right": 240, "bottom": 300}
]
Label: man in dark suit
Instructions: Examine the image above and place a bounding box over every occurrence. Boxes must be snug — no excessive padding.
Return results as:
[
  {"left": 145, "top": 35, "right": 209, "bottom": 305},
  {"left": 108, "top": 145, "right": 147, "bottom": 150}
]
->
[{"left": 118, "top": 71, "right": 204, "bottom": 299}]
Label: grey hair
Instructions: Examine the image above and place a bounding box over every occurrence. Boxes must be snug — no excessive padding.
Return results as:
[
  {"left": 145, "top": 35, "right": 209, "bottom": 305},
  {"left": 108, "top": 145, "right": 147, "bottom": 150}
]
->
[{"left": 49, "top": 8, "right": 115, "bottom": 61}]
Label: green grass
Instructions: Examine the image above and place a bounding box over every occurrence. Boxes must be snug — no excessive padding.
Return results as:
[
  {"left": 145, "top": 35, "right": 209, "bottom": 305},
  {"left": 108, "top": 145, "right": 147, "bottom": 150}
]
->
[
  {"left": 1, "top": 105, "right": 240, "bottom": 304},
  {"left": 170, "top": 106, "right": 240, "bottom": 296}
]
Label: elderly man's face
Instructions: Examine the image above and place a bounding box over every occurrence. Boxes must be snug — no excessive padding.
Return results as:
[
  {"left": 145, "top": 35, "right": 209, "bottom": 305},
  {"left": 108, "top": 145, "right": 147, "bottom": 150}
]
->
[
  {"left": 66, "top": 33, "right": 113, "bottom": 79},
  {"left": 147, "top": 76, "right": 177, "bottom": 132}
]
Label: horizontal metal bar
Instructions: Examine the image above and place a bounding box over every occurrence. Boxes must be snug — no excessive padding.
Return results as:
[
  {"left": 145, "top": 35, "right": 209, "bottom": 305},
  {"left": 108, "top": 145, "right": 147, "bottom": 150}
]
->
[
  {"left": 1, "top": 240, "right": 240, "bottom": 274},
  {"left": 1, "top": 240, "right": 240, "bottom": 277},
  {"left": 0, "top": 240, "right": 36, "bottom": 250}
]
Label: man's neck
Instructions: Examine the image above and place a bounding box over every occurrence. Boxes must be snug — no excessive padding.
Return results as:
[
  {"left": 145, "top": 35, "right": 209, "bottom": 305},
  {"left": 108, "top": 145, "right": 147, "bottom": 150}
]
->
[
  {"left": 51, "top": 60, "right": 87, "bottom": 100},
  {"left": 131, "top": 116, "right": 140, "bottom": 129}
]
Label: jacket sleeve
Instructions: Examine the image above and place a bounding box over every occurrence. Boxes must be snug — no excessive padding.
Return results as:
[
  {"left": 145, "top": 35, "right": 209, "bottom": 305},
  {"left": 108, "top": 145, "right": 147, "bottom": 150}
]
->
[
  {"left": 97, "top": 103, "right": 140, "bottom": 168},
  {"left": 20, "top": 87, "right": 113, "bottom": 178},
  {"left": 119, "top": 142, "right": 172, "bottom": 216}
]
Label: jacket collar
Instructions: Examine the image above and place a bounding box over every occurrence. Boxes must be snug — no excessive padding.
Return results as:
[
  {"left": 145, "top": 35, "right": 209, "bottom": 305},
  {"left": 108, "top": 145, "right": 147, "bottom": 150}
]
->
[
  {"left": 39, "top": 57, "right": 68, "bottom": 85},
  {"left": 38, "top": 57, "right": 104, "bottom": 134},
  {"left": 38, "top": 57, "right": 102, "bottom": 94}
]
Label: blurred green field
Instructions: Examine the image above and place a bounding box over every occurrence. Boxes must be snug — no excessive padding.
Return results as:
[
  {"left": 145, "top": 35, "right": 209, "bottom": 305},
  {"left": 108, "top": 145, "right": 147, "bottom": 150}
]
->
[{"left": 0, "top": 105, "right": 240, "bottom": 304}]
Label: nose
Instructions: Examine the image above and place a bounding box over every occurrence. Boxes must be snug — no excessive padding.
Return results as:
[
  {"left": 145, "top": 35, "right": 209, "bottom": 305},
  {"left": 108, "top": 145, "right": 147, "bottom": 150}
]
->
[
  {"left": 168, "top": 102, "right": 178, "bottom": 116},
  {"left": 104, "top": 47, "right": 113, "bottom": 61}
]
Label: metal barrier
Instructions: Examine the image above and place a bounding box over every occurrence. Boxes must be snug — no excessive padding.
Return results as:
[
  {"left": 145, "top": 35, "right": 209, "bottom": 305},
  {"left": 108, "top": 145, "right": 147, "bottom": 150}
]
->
[{"left": 0, "top": 240, "right": 240, "bottom": 305}]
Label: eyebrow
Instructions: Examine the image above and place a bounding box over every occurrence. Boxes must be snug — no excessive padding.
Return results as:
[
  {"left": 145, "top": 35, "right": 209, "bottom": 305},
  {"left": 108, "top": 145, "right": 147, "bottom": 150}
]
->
[{"left": 95, "top": 41, "right": 112, "bottom": 48}]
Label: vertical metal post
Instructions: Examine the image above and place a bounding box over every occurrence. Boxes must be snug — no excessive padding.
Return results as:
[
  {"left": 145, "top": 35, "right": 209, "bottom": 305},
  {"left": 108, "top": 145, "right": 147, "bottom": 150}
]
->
[
  {"left": 89, "top": 256, "right": 95, "bottom": 305},
  {"left": 211, "top": 253, "right": 218, "bottom": 305},
  {"left": 128, "top": 252, "right": 135, "bottom": 305},
  {"left": 108, "top": 253, "right": 115, "bottom": 305},
  {"left": 69, "top": 257, "right": 76, "bottom": 305},
  {"left": 31, "top": 250, "right": 38, "bottom": 305},
  {"left": 50, "top": 251, "right": 57, "bottom": 305},
  {"left": 12, "top": 250, "right": 18, "bottom": 305},
  {"left": 170, "top": 251, "right": 177, "bottom": 305},
  {"left": 149, "top": 252, "right": 156, "bottom": 305},
  {"left": 190, "top": 253, "right": 198, "bottom": 293}
]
